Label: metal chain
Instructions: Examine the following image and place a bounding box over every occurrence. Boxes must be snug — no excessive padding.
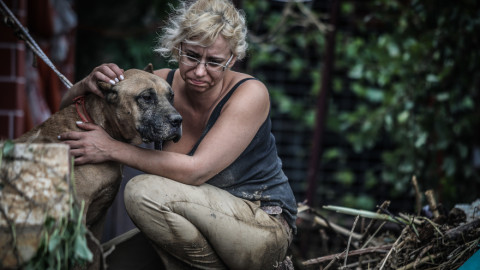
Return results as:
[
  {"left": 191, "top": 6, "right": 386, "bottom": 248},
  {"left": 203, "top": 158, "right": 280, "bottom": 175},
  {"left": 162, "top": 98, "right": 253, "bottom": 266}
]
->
[{"left": 0, "top": 0, "right": 73, "bottom": 89}]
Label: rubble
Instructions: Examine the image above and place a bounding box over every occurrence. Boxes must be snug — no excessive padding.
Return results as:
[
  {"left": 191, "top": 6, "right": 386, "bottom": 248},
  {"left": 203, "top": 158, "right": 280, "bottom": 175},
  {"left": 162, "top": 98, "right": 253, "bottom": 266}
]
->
[{"left": 296, "top": 191, "right": 480, "bottom": 269}]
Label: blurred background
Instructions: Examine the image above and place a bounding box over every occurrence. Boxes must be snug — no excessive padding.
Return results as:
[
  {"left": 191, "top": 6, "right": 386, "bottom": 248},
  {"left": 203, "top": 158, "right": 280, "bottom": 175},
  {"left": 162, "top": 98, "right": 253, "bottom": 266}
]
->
[{"left": 1, "top": 0, "right": 480, "bottom": 266}]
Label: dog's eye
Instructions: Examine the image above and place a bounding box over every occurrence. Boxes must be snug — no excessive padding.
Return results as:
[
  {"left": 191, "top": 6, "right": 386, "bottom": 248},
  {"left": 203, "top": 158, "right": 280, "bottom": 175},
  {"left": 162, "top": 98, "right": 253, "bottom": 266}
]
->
[{"left": 141, "top": 92, "right": 155, "bottom": 103}]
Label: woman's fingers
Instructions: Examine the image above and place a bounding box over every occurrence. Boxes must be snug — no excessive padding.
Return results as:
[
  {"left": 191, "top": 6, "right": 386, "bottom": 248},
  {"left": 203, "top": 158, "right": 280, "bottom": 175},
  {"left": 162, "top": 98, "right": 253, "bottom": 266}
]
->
[
  {"left": 83, "top": 64, "right": 125, "bottom": 97},
  {"left": 57, "top": 121, "right": 114, "bottom": 165},
  {"left": 93, "top": 63, "right": 124, "bottom": 84},
  {"left": 58, "top": 131, "right": 82, "bottom": 141}
]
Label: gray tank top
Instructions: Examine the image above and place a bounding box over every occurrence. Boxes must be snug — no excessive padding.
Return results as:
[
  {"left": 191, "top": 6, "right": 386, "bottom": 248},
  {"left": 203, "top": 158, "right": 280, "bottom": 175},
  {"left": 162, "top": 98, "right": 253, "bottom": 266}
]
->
[{"left": 167, "top": 70, "right": 297, "bottom": 232}]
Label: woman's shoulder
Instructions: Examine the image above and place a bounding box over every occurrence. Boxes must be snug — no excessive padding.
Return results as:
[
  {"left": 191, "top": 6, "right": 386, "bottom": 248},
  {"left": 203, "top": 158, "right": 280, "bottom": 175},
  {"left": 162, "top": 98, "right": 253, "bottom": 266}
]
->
[
  {"left": 228, "top": 70, "right": 265, "bottom": 90},
  {"left": 226, "top": 71, "right": 270, "bottom": 106}
]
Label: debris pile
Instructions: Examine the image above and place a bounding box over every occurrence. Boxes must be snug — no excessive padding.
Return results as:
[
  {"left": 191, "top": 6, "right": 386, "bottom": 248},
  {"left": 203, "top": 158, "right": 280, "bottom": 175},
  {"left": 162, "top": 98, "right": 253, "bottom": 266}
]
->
[{"left": 296, "top": 190, "right": 480, "bottom": 269}]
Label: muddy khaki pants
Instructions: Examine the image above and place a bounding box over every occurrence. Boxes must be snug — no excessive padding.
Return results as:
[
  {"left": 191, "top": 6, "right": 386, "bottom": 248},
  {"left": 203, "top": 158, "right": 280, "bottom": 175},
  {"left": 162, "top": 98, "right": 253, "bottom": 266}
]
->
[{"left": 124, "top": 174, "right": 292, "bottom": 270}]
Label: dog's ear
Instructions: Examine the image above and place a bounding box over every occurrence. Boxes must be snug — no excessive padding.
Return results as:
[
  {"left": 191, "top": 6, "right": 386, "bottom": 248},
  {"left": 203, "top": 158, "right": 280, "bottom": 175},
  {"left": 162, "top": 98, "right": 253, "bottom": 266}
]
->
[
  {"left": 144, "top": 63, "right": 154, "bottom": 74},
  {"left": 97, "top": 81, "right": 119, "bottom": 104}
]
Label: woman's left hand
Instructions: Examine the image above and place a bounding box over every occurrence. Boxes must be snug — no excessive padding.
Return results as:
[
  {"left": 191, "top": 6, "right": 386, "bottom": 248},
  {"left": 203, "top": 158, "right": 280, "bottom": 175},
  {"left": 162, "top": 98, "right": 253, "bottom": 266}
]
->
[{"left": 58, "top": 122, "right": 117, "bottom": 165}]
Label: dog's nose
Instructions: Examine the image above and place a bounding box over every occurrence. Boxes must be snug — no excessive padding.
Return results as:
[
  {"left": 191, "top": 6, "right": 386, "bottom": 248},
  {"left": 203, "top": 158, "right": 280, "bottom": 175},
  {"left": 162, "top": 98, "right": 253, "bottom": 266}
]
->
[{"left": 169, "top": 114, "right": 182, "bottom": 127}]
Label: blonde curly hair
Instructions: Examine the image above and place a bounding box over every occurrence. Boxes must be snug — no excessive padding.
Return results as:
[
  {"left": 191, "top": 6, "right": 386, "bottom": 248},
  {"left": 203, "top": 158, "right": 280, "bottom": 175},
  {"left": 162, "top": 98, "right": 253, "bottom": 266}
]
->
[{"left": 155, "top": 0, "right": 248, "bottom": 62}]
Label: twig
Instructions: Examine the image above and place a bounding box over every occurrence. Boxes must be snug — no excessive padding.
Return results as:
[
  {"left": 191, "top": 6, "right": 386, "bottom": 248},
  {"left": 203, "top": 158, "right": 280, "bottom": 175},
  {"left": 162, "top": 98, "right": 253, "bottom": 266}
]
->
[
  {"left": 378, "top": 226, "right": 408, "bottom": 270},
  {"left": 323, "top": 255, "right": 339, "bottom": 270},
  {"left": 324, "top": 205, "right": 408, "bottom": 225},
  {"left": 444, "top": 218, "right": 480, "bottom": 241},
  {"left": 314, "top": 216, "right": 362, "bottom": 240},
  {"left": 361, "top": 221, "right": 386, "bottom": 249},
  {"left": 361, "top": 201, "right": 390, "bottom": 243},
  {"left": 296, "top": 1, "right": 333, "bottom": 32},
  {"left": 302, "top": 244, "right": 392, "bottom": 266},
  {"left": 339, "top": 258, "right": 381, "bottom": 269},
  {"left": 378, "top": 206, "right": 409, "bottom": 226},
  {"left": 412, "top": 175, "right": 422, "bottom": 216},
  {"left": 425, "top": 190, "right": 440, "bottom": 218},
  {"left": 298, "top": 203, "right": 363, "bottom": 240},
  {"left": 86, "top": 229, "right": 107, "bottom": 270},
  {"left": 397, "top": 252, "right": 443, "bottom": 270},
  {"left": 414, "top": 244, "right": 433, "bottom": 268},
  {"left": 343, "top": 215, "right": 359, "bottom": 268}
]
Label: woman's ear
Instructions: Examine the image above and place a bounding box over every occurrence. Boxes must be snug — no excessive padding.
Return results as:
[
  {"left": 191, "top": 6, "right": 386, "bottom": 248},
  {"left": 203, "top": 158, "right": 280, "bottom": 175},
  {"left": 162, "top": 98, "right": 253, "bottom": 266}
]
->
[{"left": 228, "top": 56, "right": 237, "bottom": 69}]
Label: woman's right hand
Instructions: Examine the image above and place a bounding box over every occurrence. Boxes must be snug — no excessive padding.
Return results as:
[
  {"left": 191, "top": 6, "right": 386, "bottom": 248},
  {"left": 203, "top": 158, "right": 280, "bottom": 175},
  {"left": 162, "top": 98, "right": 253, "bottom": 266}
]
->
[
  {"left": 80, "top": 63, "right": 125, "bottom": 97},
  {"left": 60, "top": 63, "right": 125, "bottom": 109}
]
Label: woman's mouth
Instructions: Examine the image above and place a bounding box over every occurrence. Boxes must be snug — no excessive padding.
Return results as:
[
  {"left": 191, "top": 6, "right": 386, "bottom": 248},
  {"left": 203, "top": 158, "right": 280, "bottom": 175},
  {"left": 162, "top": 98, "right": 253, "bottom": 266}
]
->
[{"left": 189, "top": 79, "right": 205, "bottom": 86}]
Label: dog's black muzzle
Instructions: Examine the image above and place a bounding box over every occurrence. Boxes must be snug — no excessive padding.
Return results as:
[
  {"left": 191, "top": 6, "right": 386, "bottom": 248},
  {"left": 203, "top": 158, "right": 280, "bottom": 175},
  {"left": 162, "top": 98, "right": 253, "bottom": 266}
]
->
[{"left": 138, "top": 111, "right": 182, "bottom": 146}]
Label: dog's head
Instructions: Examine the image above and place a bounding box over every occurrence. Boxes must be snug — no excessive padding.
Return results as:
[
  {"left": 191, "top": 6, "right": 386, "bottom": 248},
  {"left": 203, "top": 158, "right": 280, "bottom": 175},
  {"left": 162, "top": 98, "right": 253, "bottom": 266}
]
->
[{"left": 96, "top": 65, "right": 182, "bottom": 146}]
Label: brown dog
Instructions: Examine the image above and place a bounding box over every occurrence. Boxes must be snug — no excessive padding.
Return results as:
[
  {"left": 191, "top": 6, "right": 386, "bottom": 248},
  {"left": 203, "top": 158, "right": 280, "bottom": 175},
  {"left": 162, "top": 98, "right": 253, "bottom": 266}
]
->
[{"left": 15, "top": 66, "right": 182, "bottom": 268}]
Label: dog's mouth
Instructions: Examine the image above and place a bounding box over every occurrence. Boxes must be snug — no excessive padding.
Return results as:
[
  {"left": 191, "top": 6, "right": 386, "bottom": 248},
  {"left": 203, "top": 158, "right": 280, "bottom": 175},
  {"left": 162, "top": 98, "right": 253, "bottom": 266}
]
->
[
  {"left": 137, "top": 111, "right": 183, "bottom": 147},
  {"left": 165, "top": 133, "right": 181, "bottom": 143},
  {"left": 140, "top": 125, "right": 182, "bottom": 145},
  {"left": 151, "top": 133, "right": 182, "bottom": 150},
  {"left": 141, "top": 132, "right": 181, "bottom": 144}
]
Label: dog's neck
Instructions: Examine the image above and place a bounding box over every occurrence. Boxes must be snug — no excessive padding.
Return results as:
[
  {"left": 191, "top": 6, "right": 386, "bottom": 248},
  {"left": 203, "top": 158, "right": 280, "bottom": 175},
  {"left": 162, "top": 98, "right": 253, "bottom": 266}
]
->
[{"left": 82, "top": 94, "right": 133, "bottom": 143}]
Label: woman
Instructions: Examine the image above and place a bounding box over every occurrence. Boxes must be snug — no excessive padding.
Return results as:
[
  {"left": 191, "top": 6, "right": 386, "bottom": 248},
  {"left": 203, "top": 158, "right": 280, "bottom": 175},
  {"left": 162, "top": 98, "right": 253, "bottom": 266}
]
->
[{"left": 59, "top": 0, "right": 297, "bottom": 269}]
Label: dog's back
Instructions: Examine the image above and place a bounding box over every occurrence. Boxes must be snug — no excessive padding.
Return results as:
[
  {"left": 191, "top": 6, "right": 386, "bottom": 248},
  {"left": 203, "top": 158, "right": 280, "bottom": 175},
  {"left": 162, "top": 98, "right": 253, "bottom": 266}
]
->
[
  {"left": 14, "top": 68, "right": 182, "bottom": 269},
  {"left": 16, "top": 101, "right": 123, "bottom": 229}
]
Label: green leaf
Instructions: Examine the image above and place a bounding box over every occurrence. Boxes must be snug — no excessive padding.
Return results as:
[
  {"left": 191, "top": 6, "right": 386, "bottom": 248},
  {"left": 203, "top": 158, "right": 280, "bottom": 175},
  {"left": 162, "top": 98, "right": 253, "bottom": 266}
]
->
[
  {"left": 348, "top": 64, "right": 364, "bottom": 79},
  {"left": 387, "top": 42, "right": 400, "bottom": 57},
  {"left": 365, "top": 88, "right": 384, "bottom": 103},
  {"left": 426, "top": 74, "right": 439, "bottom": 82},
  {"left": 323, "top": 148, "right": 342, "bottom": 161},
  {"left": 48, "top": 230, "right": 61, "bottom": 252},
  {"left": 414, "top": 132, "right": 427, "bottom": 148},
  {"left": 397, "top": 110, "right": 409, "bottom": 123},
  {"left": 74, "top": 234, "right": 93, "bottom": 261},
  {"left": 436, "top": 92, "right": 449, "bottom": 101},
  {"left": 2, "top": 140, "right": 15, "bottom": 157},
  {"left": 335, "top": 170, "right": 355, "bottom": 186}
]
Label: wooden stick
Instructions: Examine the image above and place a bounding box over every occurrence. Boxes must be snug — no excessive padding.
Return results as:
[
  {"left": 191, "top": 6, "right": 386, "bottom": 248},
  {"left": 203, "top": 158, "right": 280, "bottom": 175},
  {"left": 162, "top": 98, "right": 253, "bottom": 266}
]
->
[
  {"left": 397, "top": 253, "right": 443, "bottom": 270},
  {"left": 344, "top": 216, "right": 359, "bottom": 268},
  {"left": 340, "top": 258, "right": 381, "bottom": 269},
  {"left": 361, "top": 201, "right": 390, "bottom": 243},
  {"left": 425, "top": 190, "right": 440, "bottom": 218},
  {"left": 314, "top": 216, "right": 363, "bottom": 240},
  {"left": 302, "top": 244, "right": 392, "bottom": 266},
  {"left": 411, "top": 176, "right": 422, "bottom": 216},
  {"left": 378, "top": 226, "right": 408, "bottom": 270},
  {"left": 444, "top": 218, "right": 480, "bottom": 241}
]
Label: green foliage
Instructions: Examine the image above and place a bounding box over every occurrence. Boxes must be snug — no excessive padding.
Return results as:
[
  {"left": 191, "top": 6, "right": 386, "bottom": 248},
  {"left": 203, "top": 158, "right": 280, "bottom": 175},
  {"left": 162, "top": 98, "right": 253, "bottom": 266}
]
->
[
  {"left": 244, "top": 0, "right": 480, "bottom": 208},
  {"left": 23, "top": 196, "right": 92, "bottom": 269},
  {"left": 244, "top": 0, "right": 325, "bottom": 127},
  {"left": 1, "top": 142, "right": 92, "bottom": 268},
  {"left": 335, "top": 0, "right": 480, "bottom": 205}
]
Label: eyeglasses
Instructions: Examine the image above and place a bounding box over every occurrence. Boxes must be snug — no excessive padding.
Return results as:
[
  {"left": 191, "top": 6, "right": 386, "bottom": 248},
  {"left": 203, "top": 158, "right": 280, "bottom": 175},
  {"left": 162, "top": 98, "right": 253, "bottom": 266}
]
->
[{"left": 178, "top": 45, "right": 233, "bottom": 72}]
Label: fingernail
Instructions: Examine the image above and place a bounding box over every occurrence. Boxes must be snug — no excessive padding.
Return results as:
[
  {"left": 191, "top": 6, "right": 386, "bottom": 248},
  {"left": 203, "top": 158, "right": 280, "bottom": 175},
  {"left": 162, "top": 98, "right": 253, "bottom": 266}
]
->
[
  {"left": 115, "top": 78, "right": 119, "bottom": 83},
  {"left": 109, "top": 79, "right": 116, "bottom": 85},
  {"left": 120, "top": 75, "right": 124, "bottom": 80},
  {"left": 76, "top": 121, "right": 83, "bottom": 124}
]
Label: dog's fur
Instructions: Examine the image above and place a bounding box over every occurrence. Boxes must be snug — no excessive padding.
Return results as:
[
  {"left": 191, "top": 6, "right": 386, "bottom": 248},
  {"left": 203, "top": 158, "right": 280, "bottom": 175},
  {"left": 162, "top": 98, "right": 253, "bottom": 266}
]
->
[{"left": 16, "top": 66, "right": 182, "bottom": 268}]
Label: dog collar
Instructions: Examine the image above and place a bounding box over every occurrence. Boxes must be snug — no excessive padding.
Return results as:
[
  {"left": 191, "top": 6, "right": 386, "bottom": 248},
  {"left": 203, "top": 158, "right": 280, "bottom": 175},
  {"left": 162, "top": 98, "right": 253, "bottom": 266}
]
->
[{"left": 73, "top": 96, "right": 94, "bottom": 123}]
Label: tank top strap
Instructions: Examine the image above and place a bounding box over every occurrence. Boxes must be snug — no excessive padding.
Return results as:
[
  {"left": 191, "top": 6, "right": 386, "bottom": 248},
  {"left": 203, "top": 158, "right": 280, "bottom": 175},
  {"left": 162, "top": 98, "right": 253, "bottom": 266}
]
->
[
  {"left": 166, "top": 69, "right": 176, "bottom": 85},
  {"left": 188, "top": 77, "right": 257, "bottom": 156}
]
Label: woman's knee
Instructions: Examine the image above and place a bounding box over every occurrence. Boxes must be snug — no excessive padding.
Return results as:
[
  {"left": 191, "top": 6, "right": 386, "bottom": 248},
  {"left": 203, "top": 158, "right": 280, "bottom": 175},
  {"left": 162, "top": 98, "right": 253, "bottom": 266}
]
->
[{"left": 124, "top": 174, "right": 166, "bottom": 216}]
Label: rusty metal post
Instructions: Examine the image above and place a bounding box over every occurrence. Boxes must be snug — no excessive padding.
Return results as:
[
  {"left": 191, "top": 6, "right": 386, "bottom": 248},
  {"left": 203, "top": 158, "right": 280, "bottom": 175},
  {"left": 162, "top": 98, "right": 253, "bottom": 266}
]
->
[{"left": 305, "top": 0, "right": 340, "bottom": 206}]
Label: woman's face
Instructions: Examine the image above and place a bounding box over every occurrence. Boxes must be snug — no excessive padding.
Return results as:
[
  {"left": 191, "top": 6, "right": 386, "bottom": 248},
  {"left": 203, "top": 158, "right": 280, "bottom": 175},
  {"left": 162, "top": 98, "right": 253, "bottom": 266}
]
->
[{"left": 179, "top": 35, "right": 235, "bottom": 93}]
